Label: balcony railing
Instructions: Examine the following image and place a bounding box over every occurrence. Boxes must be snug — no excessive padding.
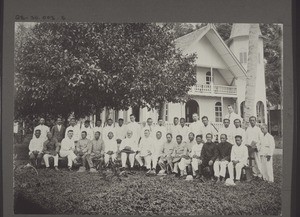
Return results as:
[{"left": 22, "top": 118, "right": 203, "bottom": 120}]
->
[{"left": 189, "top": 83, "right": 237, "bottom": 96}]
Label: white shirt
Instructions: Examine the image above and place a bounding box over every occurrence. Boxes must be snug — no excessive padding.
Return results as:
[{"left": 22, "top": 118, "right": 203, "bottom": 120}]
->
[
  {"left": 191, "top": 142, "right": 204, "bottom": 157},
  {"left": 218, "top": 126, "right": 234, "bottom": 145},
  {"left": 225, "top": 112, "right": 243, "bottom": 128},
  {"left": 189, "top": 121, "right": 202, "bottom": 137},
  {"left": 260, "top": 133, "right": 275, "bottom": 156},
  {"left": 60, "top": 137, "right": 75, "bottom": 152},
  {"left": 119, "top": 137, "right": 138, "bottom": 152},
  {"left": 126, "top": 122, "right": 141, "bottom": 141},
  {"left": 33, "top": 125, "right": 50, "bottom": 141},
  {"left": 142, "top": 125, "right": 156, "bottom": 139},
  {"left": 230, "top": 144, "right": 249, "bottom": 166},
  {"left": 104, "top": 139, "right": 118, "bottom": 153},
  {"left": 201, "top": 123, "right": 216, "bottom": 142},
  {"left": 93, "top": 126, "right": 103, "bottom": 138},
  {"left": 14, "top": 122, "right": 19, "bottom": 134},
  {"left": 154, "top": 125, "right": 167, "bottom": 141},
  {"left": 28, "top": 136, "right": 45, "bottom": 154},
  {"left": 245, "top": 125, "right": 263, "bottom": 150},
  {"left": 80, "top": 126, "right": 94, "bottom": 140},
  {"left": 65, "top": 125, "right": 81, "bottom": 141},
  {"left": 178, "top": 125, "right": 190, "bottom": 142},
  {"left": 171, "top": 124, "right": 181, "bottom": 138},
  {"left": 103, "top": 125, "right": 116, "bottom": 140},
  {"left": 232, "top": 127, "right": 246, "bottom": 143},
  {"left": 153, "top": 138, "right": 165, "bottom": 156},
  {"left": 138, "top": 136, "right": 155, "bottom": 157},
  {"left": 115, "top": 124, "right": 128, "bottom": 140}
]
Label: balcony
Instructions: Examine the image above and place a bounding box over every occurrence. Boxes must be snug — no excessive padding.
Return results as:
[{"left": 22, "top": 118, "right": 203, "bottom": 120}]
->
[{"left": 188, "top": 83, "right": 237, "bottom": 97}]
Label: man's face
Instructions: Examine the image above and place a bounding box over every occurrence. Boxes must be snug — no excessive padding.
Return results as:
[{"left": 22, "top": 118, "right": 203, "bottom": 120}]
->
[
  {"left": 235, "top": 137, "right": 242, "bottom": 146},
  {"left": 202, "top": 118, "right": 208, "bottom": 126},
  {"left": 261, "top": 126, "right": 268, "bottom": 134},
  {"left": 196, "top": 136, "right": 202, "bottom": 144},
  {"left": 224, "top": 119, "right": 230, "bottom": 128},
  {"left": 94, "top": 132, "right": 100, "bottom": 140},
  {"left": 166, "top": 135, "right": 172, "bottom": 142},
  {"left": 144, "top": 130, "right": 150, "bottom": 137},
  {"left": 147, "top": 119, "right": 153, "bottom": 126},
  {"left": 173, "top": 118, "right": 179, "bottom": 125},
  {"left": 127, "top": 131, "right": 133, "bottom": 138},
  {"left": 228, "top": 106, "right": 234, "bottom": 114},
  {"left": 188, "top": 133, "right": 194, "bottom": 141},
  {"left": 180, "top": 119, "right": 185, "bottom": 126},
  {"left": 176, "top": 137, "right": 182, "bottom": 144},
  {"left": 35, "top": 131, "right": 41, "bottom": 138},
  {"left": 130, "top": 116, "right": 135, "bottom": 122},
  {"left": 156, "top": 131, "right": 162, "bottom": 140},
  {"left": 107, "top": 120, "right": 113, "bottom": 126},
  {"left": 40, "top": 118, "right": 45, "bottom": 125},
  {"left": 70, "top": 119, "right": 76, "bottom": 126},
  {"left": 192, "top": 114, "right": 198, "bottom": 122},
  {"left": 96, "top": 121, "right": 101, "bottom": 127},
  {"left": 81, "top": 132, "right": 87, "bottom": 139},
  {"left": 234, "top": 120, "right": 240, "bottom": 128},
  {"left": 206, "top": 134, "right": 212, "bottom": 143},
  {"left": 47, "top": 132, "right": 52, "bottom": 140},
  {"left": 108, "top": 132, "right": 114, "bottom": 139},
  {"left": 158, "top": 120, "right": 163, "bottom": 126},
  {"left": 250, "top": 117, "right": 256, "bottom": 127},
  {"left": 68, "top": 131, "right": 74, "bottom": 139},
  {"left": 220, "top": 134, "right": 227, "bottom": 143},
  {"left": 57, "top": 118, "right": 62, "bottom": 125},
  {"left": 84, "top": 122, "right": 89, "bottom": 128},
  {"left": 118, "top": 119, "right": 124, "bottom": 126}
]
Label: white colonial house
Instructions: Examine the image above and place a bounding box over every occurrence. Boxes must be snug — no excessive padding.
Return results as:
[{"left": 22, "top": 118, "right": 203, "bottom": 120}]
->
[{"left": 96, "top": 23, "right": 268, "bottom": 130}]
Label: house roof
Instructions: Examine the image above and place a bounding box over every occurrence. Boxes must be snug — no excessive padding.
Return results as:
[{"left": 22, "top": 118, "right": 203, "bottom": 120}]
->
[{"left": 175, "top": 24, "right": 248, "bottom": 79}]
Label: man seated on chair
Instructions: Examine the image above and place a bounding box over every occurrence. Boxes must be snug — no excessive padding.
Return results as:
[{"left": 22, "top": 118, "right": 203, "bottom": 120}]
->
[
  {"left": 151, "top": 131, "right": 165, "bottom": 174},
  {"left": 213, "top": 134, "right": 232, "bottom": 183},
  {"left": 178, "top": 132, "right": 196, "bottom": 178},
  {"left": 136, "top": 129, "right": 155, "bottom": 174},
  {"left": 158, "top": 133, "right": 175, "bottom": 175},
  {"left": 104, "top": 132, "right": 119, "bottom": 167},
  {"left": 191, "top": 135, "right": 204, "bottom": 179},
  {"left": 227, "top": 135, "right": 248, "bottom": 184},
  {"left": 171, "top": 135, "right": 187, "bottom": 177},
  {"left": 28, "top": 129, "right": 44, "bottom": 168},
  {"left": 198, "top": 133, "right": 217, "bottom": 182},
  {"left": 88, "top": 131, "right": 105, "bottom": 172},
  {"left": 60, "top": 130, "right": 77, "bottom": 170},
  {"left": 42, "top": 132, "right": 60, "bottom": 170},
  {"left": 119, "top": 130, "right": 138, "bottom": 171},
  {"left": 75, "top": 131, "right": 92, "bottom": 172}
]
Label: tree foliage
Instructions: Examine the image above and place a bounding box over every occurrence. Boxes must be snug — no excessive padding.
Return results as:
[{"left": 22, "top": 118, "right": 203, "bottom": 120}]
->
[{"left": 15, "top": 23, "right": 196, "bottom": 120}]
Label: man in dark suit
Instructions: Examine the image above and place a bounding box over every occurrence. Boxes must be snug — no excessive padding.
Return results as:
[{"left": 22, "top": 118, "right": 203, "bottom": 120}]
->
[{"left": 51, "top": 117, "right": 66, "bottom": 143}]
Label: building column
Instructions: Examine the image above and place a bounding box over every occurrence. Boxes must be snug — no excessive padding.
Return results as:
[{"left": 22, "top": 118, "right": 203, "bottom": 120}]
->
[
  {"left": 221, "top": 96, "right": 224, "bottom": 122},
  {"left": 127, "top": 107, "right": 132, "bottom": 121}
]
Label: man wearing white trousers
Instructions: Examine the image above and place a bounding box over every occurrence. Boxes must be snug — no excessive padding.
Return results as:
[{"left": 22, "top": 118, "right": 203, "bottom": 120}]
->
[
  {"left": 42, "top": 132, "right": 60, "bottom": 170},
  {"left": 136, "top": 129, "right": 155, "bottom": 173},
  {"left": 228, "top": 135, "right": 249, "bottom": 183},
  {"left": 152, "top": 131, "right": 165, "bottom": 173},
  {"left": 260, "top": 124, "right": 275, "bottom": 182},
  {"left": 178, "top": 132, "right": 196, "bottom": 177},
  {"left": 191, "top": 135, "right": 204, "bottom": 178},
  {"left": 213, "top": 134, "right": 232, "bottom": 182},
  {"left": 60, "top": 130, "right": 77, "bottom": 170},
  {"left": 119, "top": 130, "right": 138, "bottom": 170},
  {"left": 104, "top": 132, "right": 119, "bottom": 165},
  {"left": 245, "top": 116, "right": 263, "bottom": 179}
]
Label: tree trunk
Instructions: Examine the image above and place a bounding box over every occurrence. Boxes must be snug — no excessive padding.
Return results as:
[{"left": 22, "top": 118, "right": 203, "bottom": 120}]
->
[{"left": 244, "top": 24, "right": 260, "bottom": 127}]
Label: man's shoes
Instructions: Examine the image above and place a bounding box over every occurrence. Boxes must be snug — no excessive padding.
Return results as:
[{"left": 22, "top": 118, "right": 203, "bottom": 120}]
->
[
  {"left": 90, "top": 168, "right": 97, "bottom": 173},
  {"left": 146, "top": 169, "right": 151, "bottom": 174},
  {"left": 77, "top": 166, "right": 86, "bottom": 172},
  {"left": 54, "top": 166, "right": 59, "bottom": 171},
  {"left": 68, "top": 166, "right": 72, "bottom": 171},
  {"left": 216, "top": 177, "right": 220, "bottom": 183},
  {"left": 235, "top": 180, "right": 241, "bottom": 184},
  {"left": 157, "top": 170, "right": 166, "bottom": 176}
]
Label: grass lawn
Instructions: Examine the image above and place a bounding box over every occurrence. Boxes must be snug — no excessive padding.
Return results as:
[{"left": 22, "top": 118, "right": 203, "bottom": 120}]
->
[{"left": 14, "top": 141, "right": 282, "bottom": 215}]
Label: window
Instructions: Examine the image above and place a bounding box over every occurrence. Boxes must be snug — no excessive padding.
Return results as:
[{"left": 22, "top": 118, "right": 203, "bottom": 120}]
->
[
  {"left": 206, "top": 71, "right": 212, "bottom": 84},
  {"left": 215, "top": 102, "right": 222, "bottom": 122},
  {"left": 165, "top": 104, "right": 168, "bottom": 122},
  {"left": 239, "top": 52, "right": 247, "bottom": 64}
]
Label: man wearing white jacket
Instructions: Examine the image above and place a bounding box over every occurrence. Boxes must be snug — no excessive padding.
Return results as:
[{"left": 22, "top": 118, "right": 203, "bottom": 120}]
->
[
  {"left": 228, "top": 135, "right": 249, "bottom": 183},
  {"left": 135, "top": 129, "right": 155, "bottom": 173},
  {"left": 260, "top": 124, "right": 275, "bottom": 182},
  {"left": 104, "top": 132, "right": 118, "bottom": 165},
  {"left": 152, "top": 131, "right": 165, "bottom": 172},
  {"left": 119, "top": 130, "right": 138, "bottom": 169},
  {"left": 60, "top": 130, "right": 77, "bottom": 170},
  {"left": 28, "top": 129, "right": 45, "bottom": 168}
]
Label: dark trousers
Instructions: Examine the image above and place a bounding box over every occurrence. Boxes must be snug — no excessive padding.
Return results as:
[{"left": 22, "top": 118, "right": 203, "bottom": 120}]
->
[
  {"left": 29, "top": 152, "right": 43, "bottom": 167},
  {"left": 199, "top": 161, "right": 214, "bottom": 178}
]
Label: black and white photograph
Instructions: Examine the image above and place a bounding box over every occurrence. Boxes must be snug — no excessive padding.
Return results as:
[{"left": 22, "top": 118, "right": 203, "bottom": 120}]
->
[{"left": 13, "top": 22, "right": 283, "bottom": 215}]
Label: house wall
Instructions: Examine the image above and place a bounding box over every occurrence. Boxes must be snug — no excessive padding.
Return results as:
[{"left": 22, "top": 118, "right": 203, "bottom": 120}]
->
[{"left": 196, "top": 67, "right": 228, "bottom": 85}]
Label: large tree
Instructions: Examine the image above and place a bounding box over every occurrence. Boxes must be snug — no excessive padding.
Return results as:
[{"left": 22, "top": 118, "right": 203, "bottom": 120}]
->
[{"left": 15, "top": 23, "right": 197, "bottom": 120}]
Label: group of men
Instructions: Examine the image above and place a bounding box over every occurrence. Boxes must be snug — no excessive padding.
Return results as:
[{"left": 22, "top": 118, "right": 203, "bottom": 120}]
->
[{"left": 28, "top": 105, "right": 275, "bottom": 184}]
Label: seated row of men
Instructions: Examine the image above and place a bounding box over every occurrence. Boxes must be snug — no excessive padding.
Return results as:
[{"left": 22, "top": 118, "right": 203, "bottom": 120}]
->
[{"left": 29, "top": 120, "right": 275, "bottom": 183}]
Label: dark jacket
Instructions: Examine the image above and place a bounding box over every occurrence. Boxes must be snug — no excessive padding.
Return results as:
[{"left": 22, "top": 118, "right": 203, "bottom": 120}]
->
[
  {"left": 200, "top": 142, "right": 217, "bottom": 162},
  {"left": 51, "top": 125, "right": 66, "bottom": 142},
  {"left": 216, "top": 142, "right": 232, "bottom": 161},
  {"left": 43, "top": 138, "right": 59, "bottom": 155}
]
